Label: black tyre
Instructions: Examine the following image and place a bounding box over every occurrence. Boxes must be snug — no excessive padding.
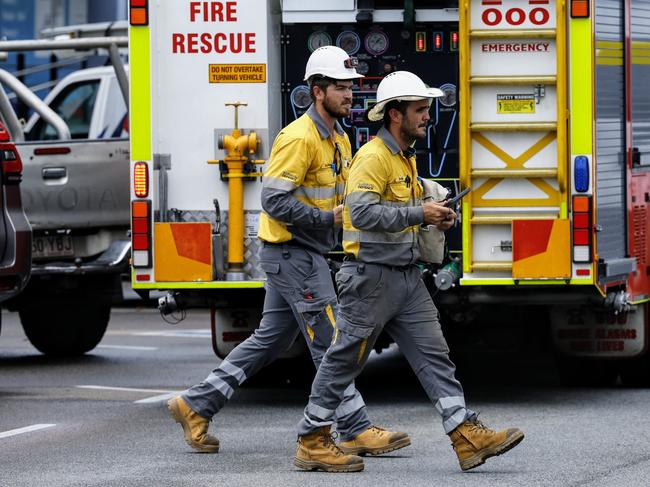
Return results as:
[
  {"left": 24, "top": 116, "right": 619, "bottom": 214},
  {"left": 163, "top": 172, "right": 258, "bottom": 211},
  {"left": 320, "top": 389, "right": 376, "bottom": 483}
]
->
[{"left": 20, "top": 304, "right": 110, "bottom": 356}]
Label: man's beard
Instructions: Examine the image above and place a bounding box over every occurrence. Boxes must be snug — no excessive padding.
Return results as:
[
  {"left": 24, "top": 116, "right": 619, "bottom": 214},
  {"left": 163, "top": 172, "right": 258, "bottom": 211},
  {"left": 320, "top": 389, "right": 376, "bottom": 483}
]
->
[
  {"left": 400, "top": 120, "right": 427, "bottom": 144},
  {"left": 323, "top": 96, "right": 350, "bottom": 119}
]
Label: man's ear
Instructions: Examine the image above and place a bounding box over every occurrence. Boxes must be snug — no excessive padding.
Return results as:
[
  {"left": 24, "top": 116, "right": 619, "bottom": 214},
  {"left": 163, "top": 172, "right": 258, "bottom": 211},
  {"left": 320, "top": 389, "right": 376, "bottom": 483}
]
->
[
  {"left": 313, "top": 85, "right": 326, "bottom": 102},
  {"left": 388, "top": 107, "right": 402, "bottom": 124}
]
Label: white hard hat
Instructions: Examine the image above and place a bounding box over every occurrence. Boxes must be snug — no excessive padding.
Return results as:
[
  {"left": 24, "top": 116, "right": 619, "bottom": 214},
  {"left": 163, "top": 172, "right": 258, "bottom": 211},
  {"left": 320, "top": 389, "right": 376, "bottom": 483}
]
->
[
  {"left": 304, "top": 46, "right": 364, "bottom": 81},
  {"left": 367, "top": 71, "right": 444, "bottom": 122}
]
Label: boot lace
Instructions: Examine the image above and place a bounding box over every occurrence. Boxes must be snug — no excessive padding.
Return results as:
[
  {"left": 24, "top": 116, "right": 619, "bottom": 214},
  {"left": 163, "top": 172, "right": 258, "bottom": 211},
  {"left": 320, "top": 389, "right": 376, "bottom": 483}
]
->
[
  {"left": 319, "top": 431, "right": 346, "bottom": 457},
  {"left": 467, "top": 417, "right": 493, "bottom": 435}
]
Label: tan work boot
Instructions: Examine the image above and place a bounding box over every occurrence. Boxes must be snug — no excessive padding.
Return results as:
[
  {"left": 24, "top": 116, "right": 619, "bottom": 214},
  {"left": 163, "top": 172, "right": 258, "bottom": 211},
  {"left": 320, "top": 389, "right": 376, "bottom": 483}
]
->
[
  {"left": 449, "top": 419, "right": 524, "bottom": 471},
  {"left": 294, "top": 426, "right": 364, "bottom": 472},
  {"left": 167, "top": 396, "right": 220, "bottom": 453},
  {"left": 339, "top": 425, "right": 411, "bottom": 456}
]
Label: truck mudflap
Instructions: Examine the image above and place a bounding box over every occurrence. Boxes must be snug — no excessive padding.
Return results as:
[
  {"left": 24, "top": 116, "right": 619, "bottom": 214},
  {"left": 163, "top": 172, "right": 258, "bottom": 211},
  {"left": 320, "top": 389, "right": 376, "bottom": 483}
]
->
[
  {"left": 551, "top": 304, "right": 647, "bottom": 359},
  {"left": 31, "top": 239, "right": 130, "bottom": 275}
]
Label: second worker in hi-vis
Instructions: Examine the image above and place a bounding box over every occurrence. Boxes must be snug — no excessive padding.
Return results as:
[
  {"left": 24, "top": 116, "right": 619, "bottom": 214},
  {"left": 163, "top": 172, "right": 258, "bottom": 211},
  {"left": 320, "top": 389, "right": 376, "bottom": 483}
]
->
[
  {"left": 294, "top": 71, "right": 524, "bottom": 473},
  {"left": 167, "top": 46, "right": 409, "bottom": 460}
]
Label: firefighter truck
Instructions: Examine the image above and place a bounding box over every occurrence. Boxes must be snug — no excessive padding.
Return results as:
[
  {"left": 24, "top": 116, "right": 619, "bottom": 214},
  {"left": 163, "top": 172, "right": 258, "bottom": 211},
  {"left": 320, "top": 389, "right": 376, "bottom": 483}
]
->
[{"left": 128, "top": 0, "right": 650, "bottom": 385}]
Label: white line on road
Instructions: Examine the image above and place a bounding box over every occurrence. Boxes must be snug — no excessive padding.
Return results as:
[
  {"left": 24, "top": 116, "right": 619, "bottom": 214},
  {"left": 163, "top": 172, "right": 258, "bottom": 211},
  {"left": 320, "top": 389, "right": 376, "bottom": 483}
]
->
[
  {"left": 77, "top": 385, "right": 177, "bottom": 394},
  {"left": 0, "top": 424, "right": 56, "bottom": 439},
  {"left": 134, "top": 392, "right": 180, "bottom": 404},
  {"left": 97, "top": 345, "right": 159, "bottom": 351},
  {"left": 105, "top": 329, "right": 210, "bottom": 338}
]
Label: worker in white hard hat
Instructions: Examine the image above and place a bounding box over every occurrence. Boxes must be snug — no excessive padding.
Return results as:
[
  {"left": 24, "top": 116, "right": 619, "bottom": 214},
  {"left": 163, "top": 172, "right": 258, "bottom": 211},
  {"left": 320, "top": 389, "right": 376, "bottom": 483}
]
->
[
  {"left": 295, "top": 71, "right": 524, "bottom": 473},
  {"left": 168, "top": 46, "right": 409, "bottom": 463}
]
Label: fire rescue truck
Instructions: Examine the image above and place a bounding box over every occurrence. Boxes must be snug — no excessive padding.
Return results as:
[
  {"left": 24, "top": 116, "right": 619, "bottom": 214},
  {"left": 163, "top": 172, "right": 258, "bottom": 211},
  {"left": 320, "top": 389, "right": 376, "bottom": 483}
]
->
[{"left": 129, "top": 0, "right": 650, "bottom": 385}]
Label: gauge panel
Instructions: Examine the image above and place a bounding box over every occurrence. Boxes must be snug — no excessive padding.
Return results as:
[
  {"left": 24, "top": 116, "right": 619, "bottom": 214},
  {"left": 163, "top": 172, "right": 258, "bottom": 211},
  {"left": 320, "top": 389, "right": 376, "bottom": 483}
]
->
[
  {"left": 336, "top": 31, "right": 361, "bottom": 55},
  {"left": 282, "top": 22, "right": 461, "bottom": 249},
  {"left": 307, "top": 31, "right": 332, "bottom": 52},
  {"left": 364, "top": 31, "right": 389, "bottom": 56}
]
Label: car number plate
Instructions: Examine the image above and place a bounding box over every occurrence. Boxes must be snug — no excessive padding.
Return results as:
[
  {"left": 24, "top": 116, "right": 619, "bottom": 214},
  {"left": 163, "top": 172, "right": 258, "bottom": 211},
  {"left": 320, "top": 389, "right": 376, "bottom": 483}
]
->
[{"left": 32, "top": 235, "right": 74, "bottom": 259}]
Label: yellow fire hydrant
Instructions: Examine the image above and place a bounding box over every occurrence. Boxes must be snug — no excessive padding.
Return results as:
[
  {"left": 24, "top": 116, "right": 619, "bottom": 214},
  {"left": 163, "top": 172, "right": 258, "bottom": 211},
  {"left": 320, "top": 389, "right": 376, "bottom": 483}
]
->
[{"left": 208, "top": 102, "right": 264, "bottom": 280}]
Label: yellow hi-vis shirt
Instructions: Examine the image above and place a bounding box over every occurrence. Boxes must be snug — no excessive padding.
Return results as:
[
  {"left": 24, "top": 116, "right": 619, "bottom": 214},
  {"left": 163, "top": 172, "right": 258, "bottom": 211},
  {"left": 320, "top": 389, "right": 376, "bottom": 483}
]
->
[
  {"left": 342, "top": 127, "right": 425, "bottom": 266},
  {"left": 258, "top": 104, "right": 351, "bottom": 254}
]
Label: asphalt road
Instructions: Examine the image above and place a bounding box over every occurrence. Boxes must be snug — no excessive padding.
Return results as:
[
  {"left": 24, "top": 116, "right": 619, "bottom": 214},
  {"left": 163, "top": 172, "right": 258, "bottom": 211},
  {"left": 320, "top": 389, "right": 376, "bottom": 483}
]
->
[{"left": 1, "top": 306, "right": 650, "bottom": 487}]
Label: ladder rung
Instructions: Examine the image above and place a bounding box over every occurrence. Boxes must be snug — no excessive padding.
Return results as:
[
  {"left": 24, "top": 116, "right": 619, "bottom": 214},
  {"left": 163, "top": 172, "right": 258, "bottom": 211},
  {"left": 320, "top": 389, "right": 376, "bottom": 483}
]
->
[
  {"left": 471, "top": 122, "right": 557, "bottom": 132},
  {"left": 471, "top": 168, "right": 558, "bottom": 178},
  {"left": 471, "top": 214, "right": 559, "bottom": 225},
  {"left": 470, "top": 29, "right": 556, "bottom": 39},
  {"left": 470, "top": 76, "right": 557, "bottom": 85},
  {"left": 471, "top": 262, "right": 513, "bottom": 271}
]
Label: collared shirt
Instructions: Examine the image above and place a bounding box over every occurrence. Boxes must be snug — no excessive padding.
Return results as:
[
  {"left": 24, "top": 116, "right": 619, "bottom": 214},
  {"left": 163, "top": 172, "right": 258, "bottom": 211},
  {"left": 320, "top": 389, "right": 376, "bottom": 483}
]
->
[
  {"left": 342, "top": 127, "right": 425, "bottom": 266},
  {"left": 258, "top": 104, "right": 352, "bottom": 254}
]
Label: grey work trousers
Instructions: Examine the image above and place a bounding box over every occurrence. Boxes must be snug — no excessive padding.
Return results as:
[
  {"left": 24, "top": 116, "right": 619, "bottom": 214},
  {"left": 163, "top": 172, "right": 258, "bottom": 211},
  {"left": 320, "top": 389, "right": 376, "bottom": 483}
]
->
[
  {"left": 298, "top": 261, "right": 475, "bottom": 437},
  {"left": 183, "top": 244, "right": 372, "bottom": 441}
]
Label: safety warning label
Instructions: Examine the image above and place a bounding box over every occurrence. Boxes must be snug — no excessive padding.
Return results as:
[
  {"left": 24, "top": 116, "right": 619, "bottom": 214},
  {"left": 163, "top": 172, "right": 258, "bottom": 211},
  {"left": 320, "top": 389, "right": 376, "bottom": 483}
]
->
[
  {"left": 209, "top": 64, "right": 266, "bottom": 83},
  {"left": 497, "top": 94, "right": 535, "bottom": 114}
]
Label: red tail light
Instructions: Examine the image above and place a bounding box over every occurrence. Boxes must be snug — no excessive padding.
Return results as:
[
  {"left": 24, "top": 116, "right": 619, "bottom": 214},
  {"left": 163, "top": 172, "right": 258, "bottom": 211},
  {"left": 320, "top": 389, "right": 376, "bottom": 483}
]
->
[
  {"left": 132, "top": 200, "right": 152, "bottom": 268},
  {"left": 130, "top": 0, "right": 148, "bottom": 25},
  {"left": 571, "top": 0, "right": 590, "bottom": 18},
  {"left": 572, "top": 195, "right": 592, "bottom": 263},
  {"left": 0, "top": 122, "right": 22, "bottom": 183}
]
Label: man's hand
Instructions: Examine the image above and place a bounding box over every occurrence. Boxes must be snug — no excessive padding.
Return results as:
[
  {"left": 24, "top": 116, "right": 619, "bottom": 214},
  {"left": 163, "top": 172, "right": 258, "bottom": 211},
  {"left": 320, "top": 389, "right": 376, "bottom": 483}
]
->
[
  {"left": 422, "top": 201, "right": 456, "bottom": 226},
  {"left": 333, "top": 204, "right": 344, "bottom": 226}
]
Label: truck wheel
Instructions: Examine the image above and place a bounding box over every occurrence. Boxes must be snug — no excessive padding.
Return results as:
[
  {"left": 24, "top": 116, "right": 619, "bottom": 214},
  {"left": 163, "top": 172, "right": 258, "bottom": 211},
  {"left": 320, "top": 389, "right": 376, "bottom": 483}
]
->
[{"left": 20, "top": 305, "right": 110, "bottom": 356}]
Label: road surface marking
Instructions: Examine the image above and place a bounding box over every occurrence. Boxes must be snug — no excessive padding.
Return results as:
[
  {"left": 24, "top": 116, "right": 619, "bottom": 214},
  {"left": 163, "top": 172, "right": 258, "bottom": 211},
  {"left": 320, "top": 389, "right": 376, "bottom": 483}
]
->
[
  {"left": 97, "top": 345, "right": 158, "bottom": 351},
  {"left": 0, "top": 424, "right": 56, "bottom": 439},
  {"left": 106, "top": 329, "right": 210, "bottom": 338},
  {"left": 134, "top": 392, "right": 181, "bottom": 404},
  {"left": 77, "top": 385, "right": 176, "bottom": 394}
]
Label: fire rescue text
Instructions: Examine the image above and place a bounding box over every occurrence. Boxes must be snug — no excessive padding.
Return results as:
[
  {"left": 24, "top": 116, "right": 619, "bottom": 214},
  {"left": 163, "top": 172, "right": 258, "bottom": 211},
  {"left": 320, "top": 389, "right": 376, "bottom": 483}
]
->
[{"left": 172, "top": 1, "right": 256, "bottom": 54}]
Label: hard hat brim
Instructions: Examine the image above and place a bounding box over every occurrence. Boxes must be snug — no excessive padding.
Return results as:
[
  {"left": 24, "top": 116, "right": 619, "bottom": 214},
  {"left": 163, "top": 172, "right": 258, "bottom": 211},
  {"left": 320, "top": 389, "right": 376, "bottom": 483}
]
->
[
  {"left": 367, "top": 88, "right": 444, "bottom": 122},
  {"left": 303, "top": 72, "right": 364, "bottom": 81}
]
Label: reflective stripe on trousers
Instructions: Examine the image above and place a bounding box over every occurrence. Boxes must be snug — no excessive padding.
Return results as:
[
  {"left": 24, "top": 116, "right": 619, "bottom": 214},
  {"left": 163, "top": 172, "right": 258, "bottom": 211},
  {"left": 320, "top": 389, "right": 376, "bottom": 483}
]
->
[
  {"left": 298, "top": 262, "right": 474, "bottom": 436},
  {"left": 183, "top": 245, "right": 371, "bottom": 441}
]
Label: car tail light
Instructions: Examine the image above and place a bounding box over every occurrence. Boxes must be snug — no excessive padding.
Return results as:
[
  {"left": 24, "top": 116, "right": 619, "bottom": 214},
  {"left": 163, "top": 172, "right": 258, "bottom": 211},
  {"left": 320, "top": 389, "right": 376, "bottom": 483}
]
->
[
  {"left": 130, "top": 0, "right": 148, "bottom": 25},
  {"left": 574, "top": 155, "right": 589, "bottom": 192},
  {"left": 132, "top": 200, "right": 152, "bottom": 268},
  {"left": 134, "top": 161, "right": 149, "bottom": 197},
  {"left": 0, "top": 123, "right": 23, "bottom": 184},
  {"left": 572, "top": 195, "right": 592, "bottom": 263},
  {"left": 0, "top": 147, "right": 23, "bottom": 183}
]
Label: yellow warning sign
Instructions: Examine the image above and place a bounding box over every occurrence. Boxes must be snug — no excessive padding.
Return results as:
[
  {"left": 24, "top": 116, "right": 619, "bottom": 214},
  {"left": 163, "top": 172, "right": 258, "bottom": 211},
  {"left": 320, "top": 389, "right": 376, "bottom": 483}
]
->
[
  {"left": 497, "top": 94, "right": 535, "bottom": 114},
  {"left": 209, "top": 64, "right": 266, "bottom": 83}
]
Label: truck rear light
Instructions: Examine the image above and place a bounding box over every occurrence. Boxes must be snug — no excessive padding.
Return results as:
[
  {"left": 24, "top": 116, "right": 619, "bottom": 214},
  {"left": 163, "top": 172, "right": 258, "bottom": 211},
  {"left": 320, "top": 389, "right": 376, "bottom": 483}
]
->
[
  {"left": 570, "top": 0, "right": 589, "bottom": 18},
  {"left": 573, "top": 229, "right": 589, "bottom": 245},
  {"left": 574, "top": 155, "right": 589, "bottom": 192},
  {"left": 133, "top": 161, "right": 149, "bottom": 197},
  {"left": 130, "top": 0, "right": 148, "bottom": 25},
  {"left": 572, "top": 196, "right": 593, "bottom": 263},
  {"left": 573, "top": 213, "right": 589, "bottom": 229},
  {"left": 132, "top": 200, "right": 151, "bottom": 268}
]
